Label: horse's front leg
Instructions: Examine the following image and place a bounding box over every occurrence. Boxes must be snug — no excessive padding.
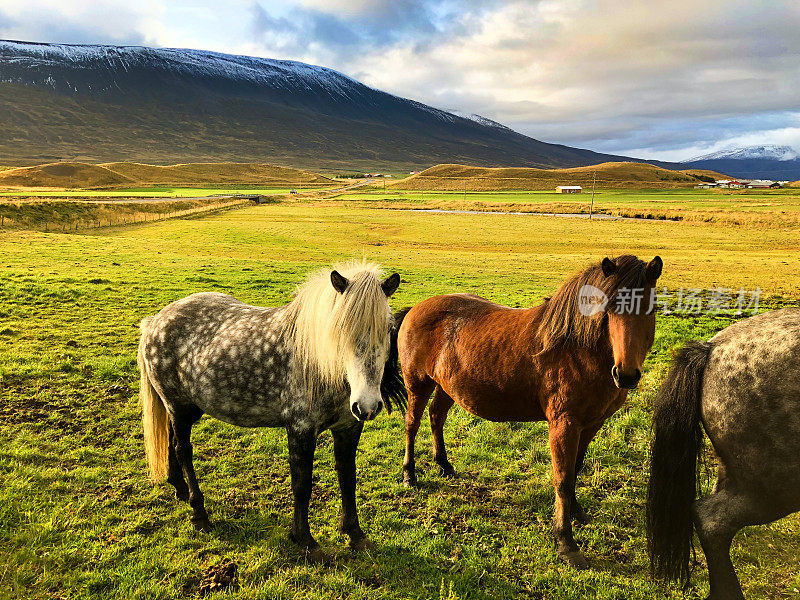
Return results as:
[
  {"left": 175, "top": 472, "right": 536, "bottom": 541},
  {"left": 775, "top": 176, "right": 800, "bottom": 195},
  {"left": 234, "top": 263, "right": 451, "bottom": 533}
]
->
[
  {"left": 286, "top": 427, "right": 323, "bottom": 559},
  {"left": 331, "top": 421, "right": 374, "bottom": 551},
  {"left": 548, "top": 417, "right": 589, "bottom": 569},
  {"left": 571, "top": 423, "right": 602, "bottom": 525}
]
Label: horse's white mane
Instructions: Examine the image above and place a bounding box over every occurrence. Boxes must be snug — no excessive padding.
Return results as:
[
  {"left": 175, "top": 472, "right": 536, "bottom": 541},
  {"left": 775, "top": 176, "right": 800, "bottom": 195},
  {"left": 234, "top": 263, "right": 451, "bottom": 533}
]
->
[{"left": 285, "top": 260, "right": 390, "bottom": 385}]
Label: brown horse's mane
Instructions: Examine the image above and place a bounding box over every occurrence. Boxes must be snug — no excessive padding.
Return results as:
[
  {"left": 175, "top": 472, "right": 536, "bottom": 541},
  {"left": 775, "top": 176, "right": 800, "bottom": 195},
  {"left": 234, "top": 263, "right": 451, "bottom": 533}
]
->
[{"left": 536, "top": 255, "right": 649, "bottom": 352}]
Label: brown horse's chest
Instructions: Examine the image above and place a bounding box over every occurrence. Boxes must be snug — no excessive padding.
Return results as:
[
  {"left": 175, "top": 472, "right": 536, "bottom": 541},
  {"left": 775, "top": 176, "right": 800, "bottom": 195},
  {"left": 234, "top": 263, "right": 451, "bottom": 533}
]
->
[{"left": 533, "top": 354, "right": 627, "bottom": 425}]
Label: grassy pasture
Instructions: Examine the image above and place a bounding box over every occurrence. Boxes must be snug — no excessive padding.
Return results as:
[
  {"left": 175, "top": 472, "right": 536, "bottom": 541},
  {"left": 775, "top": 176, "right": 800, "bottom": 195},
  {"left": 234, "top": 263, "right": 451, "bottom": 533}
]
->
[
  {"left": 0, "top": 197, "right": 253, "bottom": 232},
  {"left": 329, "top": 188, "right": 800, "bottom": 227},
  {"left": 1, "top": 204, "right": 799, "bottom": 599}
]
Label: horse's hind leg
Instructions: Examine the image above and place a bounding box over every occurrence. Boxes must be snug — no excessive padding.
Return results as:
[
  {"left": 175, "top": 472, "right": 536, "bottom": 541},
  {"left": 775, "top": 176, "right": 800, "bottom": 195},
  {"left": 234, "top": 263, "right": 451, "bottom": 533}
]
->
[
  {"left": 167, "top": 422, "right": 189, "bottom": 502},
  {"left": 171, "top": 407, "right": 211, "bottom": 532},
  {"left": 402, "top": 375, "right": 436, "bottom": 487},
  {"left": 429, "top": 386, "right": 456, "bottom": 478},
  {"left": 693, "top": 483, "right": 761, "bottom": 600}
]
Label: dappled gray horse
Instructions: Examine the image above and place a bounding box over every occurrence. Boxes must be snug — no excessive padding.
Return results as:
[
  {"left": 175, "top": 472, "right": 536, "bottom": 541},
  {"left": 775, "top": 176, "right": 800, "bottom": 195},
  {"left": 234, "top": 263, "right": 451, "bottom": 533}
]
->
[
  {"left": 138, "top": 262, "right": 404, "bottom": 556},
  {"left": 647, "top": 308, "right": 800, "bottom": 600}
]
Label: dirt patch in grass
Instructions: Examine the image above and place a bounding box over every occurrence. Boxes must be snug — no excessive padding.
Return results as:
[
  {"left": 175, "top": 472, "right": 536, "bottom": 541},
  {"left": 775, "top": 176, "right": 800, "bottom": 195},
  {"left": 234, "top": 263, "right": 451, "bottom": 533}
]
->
[{"left": 198, "top": 559, "right": 239, "bottom": 597}]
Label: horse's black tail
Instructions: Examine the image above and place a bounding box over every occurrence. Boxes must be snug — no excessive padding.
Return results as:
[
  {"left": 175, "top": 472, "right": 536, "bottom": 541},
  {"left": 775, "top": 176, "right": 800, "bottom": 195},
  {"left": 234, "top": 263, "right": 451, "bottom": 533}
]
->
[
  {"left": 646, "top": 340, "right": 714, "bottom": 587},
  {"left": 380, "top": 307, "right": 412, "bottom": 414}
]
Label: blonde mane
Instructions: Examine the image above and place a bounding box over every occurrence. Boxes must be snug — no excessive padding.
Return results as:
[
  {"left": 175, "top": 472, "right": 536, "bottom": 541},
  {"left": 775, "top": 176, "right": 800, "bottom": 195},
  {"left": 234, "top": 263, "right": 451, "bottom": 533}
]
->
[{"left": 285, "top": 261, "right": 391, "bottom": 387}]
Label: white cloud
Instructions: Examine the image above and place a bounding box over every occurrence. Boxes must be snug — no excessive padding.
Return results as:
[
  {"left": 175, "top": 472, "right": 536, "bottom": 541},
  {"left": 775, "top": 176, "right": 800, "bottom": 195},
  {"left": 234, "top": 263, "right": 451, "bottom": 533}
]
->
[
  {"left": 2, "top": 0, "right": 799, "bottom": 159},
  {"left": 0, "top": 0, "right": 167, "bottom": 46}
]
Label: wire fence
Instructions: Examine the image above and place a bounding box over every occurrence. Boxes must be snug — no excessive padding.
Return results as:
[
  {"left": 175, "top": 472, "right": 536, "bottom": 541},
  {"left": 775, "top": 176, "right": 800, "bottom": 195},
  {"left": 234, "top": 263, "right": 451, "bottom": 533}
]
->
[{"left": 0, "top": 198, "right": 252, "bottom": 233}]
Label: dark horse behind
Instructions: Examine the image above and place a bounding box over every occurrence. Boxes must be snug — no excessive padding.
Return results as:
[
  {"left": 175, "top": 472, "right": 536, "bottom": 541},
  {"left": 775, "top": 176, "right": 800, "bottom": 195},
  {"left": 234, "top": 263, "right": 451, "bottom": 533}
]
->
[
  {"left": 648, "top": 308, "right": 800, "bottom": 599},
  {"left": 395, "top": 254, "right": 663, "bottom": 568},
  {"left": 138, "top": 261, "right": 405, "bottom": 559}
]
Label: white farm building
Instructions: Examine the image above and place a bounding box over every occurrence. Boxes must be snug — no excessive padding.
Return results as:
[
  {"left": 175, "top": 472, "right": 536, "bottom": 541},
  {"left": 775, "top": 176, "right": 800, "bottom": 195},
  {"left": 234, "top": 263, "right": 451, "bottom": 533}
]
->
[{"left": 556, "top": 186, "right": 582, "bottom": 193}]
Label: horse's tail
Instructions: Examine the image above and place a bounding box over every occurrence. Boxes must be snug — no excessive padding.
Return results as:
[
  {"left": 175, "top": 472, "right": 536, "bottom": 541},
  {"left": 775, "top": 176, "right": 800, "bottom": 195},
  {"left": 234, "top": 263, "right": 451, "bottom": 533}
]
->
[
  {"left": 138, "top": 317, "right": 169, "bottom": 483},
  {"left": 380, "top": 308, "right": 412, "bottom": 414},
  {"left": 646, "top": 340, "right": 714, "bottom": 587}
]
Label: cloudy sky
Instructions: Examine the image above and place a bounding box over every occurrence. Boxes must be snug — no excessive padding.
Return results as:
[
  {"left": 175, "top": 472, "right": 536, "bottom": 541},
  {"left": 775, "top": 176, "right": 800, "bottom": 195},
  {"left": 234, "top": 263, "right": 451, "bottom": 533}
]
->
[{"left": 1, "top": 0, "right": 799, "bottom": 161}]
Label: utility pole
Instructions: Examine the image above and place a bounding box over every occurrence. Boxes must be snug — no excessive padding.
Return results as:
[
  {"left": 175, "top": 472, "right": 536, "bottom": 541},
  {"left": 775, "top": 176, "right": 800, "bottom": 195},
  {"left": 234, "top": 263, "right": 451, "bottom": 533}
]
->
[
  {"left": 383, "top": 177, "right": 386, "bottom": 192},
  {"left": 464, "top": 180, "right": 467, "bottom": 202},
  {"left": 590, "top": 171, "right": 596, "bottom": 220}
]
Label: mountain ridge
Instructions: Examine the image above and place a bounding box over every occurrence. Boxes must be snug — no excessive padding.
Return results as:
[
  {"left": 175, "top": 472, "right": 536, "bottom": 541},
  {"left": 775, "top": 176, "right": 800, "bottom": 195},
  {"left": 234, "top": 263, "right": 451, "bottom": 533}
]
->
[{"left": 0, "top": 39, "right": 660, "bottom": 170}]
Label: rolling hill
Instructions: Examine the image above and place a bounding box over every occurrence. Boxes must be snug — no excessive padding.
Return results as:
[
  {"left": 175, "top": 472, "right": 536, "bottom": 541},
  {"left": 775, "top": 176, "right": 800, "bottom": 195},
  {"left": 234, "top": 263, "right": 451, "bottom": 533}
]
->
[
  {"left": 0, "top": 161, "right": 334, "bottom": 189},
  {"left": 1, "top": 40, "right": 664, "bottom": 171},
  {"left": 388, "top": 162, "right": 727, "bottom": 191}
]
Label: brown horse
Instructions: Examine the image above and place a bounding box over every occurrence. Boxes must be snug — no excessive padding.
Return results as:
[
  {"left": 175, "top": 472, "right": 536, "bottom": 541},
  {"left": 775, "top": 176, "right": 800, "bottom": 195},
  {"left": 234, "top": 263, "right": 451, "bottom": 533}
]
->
[{"left": 396, "top": 255, "right": 662, "bottom": 568}]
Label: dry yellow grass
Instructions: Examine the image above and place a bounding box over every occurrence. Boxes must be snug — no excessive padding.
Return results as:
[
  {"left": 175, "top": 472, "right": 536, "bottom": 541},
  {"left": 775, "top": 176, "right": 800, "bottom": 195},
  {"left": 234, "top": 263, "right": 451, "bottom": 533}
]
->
[
  {"left": 388, "top": 162, "right": 730, "bottom": 191},
  {"left": 0, "top": 162, "right": 133, "bottom": 188},
  {"left": 0, "top": 161, "right": 334, "bottom": 189},
  {"left": 100, "top": 162, "right": 334, "bottom": 187},
  {"left": 678, "top": 168, "right": 729, "bottom": 180}
]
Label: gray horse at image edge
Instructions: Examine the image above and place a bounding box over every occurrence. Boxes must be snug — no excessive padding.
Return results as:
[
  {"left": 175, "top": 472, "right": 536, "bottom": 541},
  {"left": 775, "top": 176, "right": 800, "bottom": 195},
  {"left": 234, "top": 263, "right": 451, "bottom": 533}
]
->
[
  {"left": 647, "top": 307, "right": 800, "bottom": 600},
  {"left": 137, "top": 262, "right": 405, "bottom": 557}
]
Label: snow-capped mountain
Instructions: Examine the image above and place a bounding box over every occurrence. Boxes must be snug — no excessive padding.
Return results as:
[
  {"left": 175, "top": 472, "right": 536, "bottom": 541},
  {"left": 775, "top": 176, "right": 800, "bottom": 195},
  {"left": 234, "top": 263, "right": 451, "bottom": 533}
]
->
[
  {"left": 0, "top": 40, "right": 639, "bottom": 168},
  {"left": 684, "top": 144, "right": 800, "bottom": 180},
  {"left": 689, "top": 145, "right": 799, "bottom": 162},
  {"left": 446, "top": 110, "right": 512, "bottom": 131}
]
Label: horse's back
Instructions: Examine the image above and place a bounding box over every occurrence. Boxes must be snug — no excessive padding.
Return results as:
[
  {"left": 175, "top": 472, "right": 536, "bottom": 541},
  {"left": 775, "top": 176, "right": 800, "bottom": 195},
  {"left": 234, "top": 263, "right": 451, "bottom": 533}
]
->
[
  {"left": 398, "top": 293, "right": 512, "bottom": 362},
  {"left": 139, "top": 292, "right": 294, "bottom": 426},
  {"left": 702, "top": 308, "right": 800, "bottom": 495}
]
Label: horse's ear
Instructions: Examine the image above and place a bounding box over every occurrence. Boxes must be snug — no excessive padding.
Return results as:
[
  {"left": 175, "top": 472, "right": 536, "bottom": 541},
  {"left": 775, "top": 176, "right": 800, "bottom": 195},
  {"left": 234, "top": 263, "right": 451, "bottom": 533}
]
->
[
  {"left": 646, "top": 256, "right": 663, "bottom": 283},
  {"left": 330, "top": 270, "right": 349, "bottom": 294},
  {"left": 601, "top": 257, "right": 616, "bottom": 277},
  {"left": 381, "top": 273, "right": 400, "bottom": 297}
]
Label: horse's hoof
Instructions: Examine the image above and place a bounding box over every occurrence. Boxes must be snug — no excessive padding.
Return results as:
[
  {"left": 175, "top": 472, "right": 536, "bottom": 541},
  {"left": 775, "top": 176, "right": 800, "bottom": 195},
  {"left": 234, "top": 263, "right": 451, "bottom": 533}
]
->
[
  {"left": 402, "top": 473, "right": 418, "bottom": 488},
  {"left": 558, "top": 550, "right": 590, "bottom": 570},
  {"left": 192, "top": 518, "right": 212, "bottom": 533},
  {"left": 440, "top": 467, "right": 457, "bottom": 479},
  {"left": 572, "top": 509, "right": 591, "bottom": 525},
  {"left": 349, "top": 537, "right": 376, "bottom": 552},
  {"left": 306, "top": 547, "right": 331, "bottom": 563}
]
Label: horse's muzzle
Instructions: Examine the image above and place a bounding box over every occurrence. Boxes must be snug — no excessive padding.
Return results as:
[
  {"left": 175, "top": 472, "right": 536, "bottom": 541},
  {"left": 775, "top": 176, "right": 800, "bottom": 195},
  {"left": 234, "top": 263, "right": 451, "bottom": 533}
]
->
[
  {"left": 612, "top": 366, "right": 641, "bottom": 389},
  {"left": 351, "top": 400, "right": 384, "bottom": 421}
]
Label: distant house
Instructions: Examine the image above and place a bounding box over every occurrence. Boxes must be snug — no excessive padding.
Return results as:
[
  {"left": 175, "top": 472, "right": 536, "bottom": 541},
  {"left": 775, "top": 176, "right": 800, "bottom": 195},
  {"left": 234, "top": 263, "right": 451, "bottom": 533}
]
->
[
  {"left": 695, "top": 183, "right": 718, "bottom": 189},
  {"left": 746, "top": 180, "right": 780, "bottom": 189},
  {"left": 409, "top": 170, "right": 422, "bottom": 175},
  {"left": 556, "top": 186, "right": 582, "bottom": 193}
]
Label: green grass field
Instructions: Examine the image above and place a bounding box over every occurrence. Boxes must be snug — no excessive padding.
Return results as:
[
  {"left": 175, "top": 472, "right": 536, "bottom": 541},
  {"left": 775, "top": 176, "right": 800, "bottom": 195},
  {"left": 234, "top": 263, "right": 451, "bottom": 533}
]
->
[
  {"left": 330, "top": 188, "right": 800, "bottom": 226},
  {"left": 2, "top": 204, "right": 799, "bottom": 599}
]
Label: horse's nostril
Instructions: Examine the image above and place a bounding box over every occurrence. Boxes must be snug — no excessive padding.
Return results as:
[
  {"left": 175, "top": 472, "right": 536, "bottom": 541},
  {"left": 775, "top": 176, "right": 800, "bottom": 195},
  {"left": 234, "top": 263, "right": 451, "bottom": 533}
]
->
[{"left": 351, "top": 402, "right": 363, "bottom": 419}]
